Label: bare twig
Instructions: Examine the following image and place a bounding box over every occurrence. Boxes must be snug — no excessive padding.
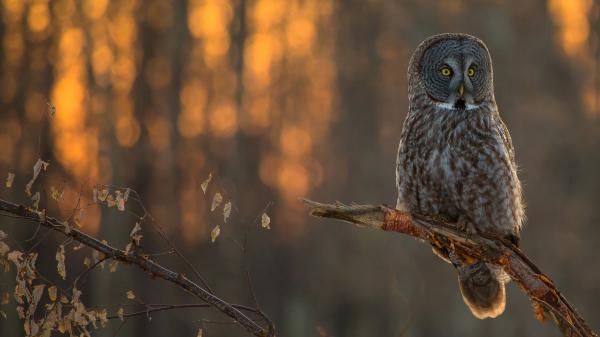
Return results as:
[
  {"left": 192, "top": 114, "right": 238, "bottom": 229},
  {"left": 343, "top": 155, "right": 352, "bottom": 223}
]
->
[
  {"left": 0, "top": 198, "right": 275, "bottom": 337},
  {"left": 302, "top": 198, "right": 598, "bottom": 337}
]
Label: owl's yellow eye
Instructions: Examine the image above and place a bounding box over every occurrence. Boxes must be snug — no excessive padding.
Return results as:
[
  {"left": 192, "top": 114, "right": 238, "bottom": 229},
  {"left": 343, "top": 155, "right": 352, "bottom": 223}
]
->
[
  {"left": 468, "top": 67, "right": 476, "bottom": 77},
  {"left": 440, "top": 67, "right": 452, "bottom": 77}
]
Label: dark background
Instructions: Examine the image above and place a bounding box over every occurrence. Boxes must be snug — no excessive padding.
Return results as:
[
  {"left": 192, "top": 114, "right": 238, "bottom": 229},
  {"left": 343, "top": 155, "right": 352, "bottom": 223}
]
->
[{"left": 0, "top": 0, "right": 599, "bottom": 336}]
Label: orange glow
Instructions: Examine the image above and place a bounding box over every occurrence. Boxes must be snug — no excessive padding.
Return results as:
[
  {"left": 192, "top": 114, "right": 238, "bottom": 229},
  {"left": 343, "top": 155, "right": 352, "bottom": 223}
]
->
[
  {"left": 277, "top": 161, "right": 309, "bottom": 201},
  {"left": 178, "top": 81, "right": 207, "bottom": 138},
  {"left": 146, "top": 116, "right": 172, "bottom": 151},
  {"left": 82, "top": 0, "right": 109, "bottom": 20},
  {"left": 27, "top": 2, "right": 50, "bottom": 33},
  {"left": 548, "top": 0, "right": 592, "bottom": 56},
  {"left": 280, "top": 126, "right": 312, "bottom": 158},
  {"left": 209, "top": 101, "right": 238, "bottom": 138}
]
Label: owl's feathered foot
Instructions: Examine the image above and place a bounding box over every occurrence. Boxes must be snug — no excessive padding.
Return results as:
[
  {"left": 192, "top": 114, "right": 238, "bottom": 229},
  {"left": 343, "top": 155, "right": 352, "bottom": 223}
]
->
[{"left": 456, "top": 215, "right": 478, "bottom": 236}]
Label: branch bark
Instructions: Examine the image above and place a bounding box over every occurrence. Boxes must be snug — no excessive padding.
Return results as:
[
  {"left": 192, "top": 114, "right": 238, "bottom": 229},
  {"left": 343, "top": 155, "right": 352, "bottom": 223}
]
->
[
  {"left": 0, "top": 198, "right": 275, "bottom": 337},
  {"left": 302, "top": 199, "right": 598, "bottom": 337}
]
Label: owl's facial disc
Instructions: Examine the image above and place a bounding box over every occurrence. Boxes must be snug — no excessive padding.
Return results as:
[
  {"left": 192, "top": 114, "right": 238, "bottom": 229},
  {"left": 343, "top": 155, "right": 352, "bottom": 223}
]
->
[
  {"left": 419, "top": 37, "right": 493, "bottom": 111},
  {"left": 443, "top": 58, "right": 476, "bottom": 110}
]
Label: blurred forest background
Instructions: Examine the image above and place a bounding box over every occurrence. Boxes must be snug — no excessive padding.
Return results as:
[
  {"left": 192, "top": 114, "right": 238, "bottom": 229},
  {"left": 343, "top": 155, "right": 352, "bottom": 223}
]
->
[{"left": 0, "top": 0, "right": 599, "bottom": 336}]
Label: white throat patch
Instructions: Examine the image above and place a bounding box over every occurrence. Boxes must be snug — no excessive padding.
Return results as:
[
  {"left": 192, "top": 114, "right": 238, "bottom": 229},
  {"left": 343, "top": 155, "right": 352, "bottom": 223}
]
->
[{"left": 435, "top": 102, "right": 479, "bottom": 111}]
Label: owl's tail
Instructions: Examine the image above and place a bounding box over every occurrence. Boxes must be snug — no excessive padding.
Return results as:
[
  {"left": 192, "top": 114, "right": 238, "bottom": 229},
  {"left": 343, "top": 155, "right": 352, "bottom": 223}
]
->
[{"left": 457, "top": 261, "right": 506, "bottom": 319}]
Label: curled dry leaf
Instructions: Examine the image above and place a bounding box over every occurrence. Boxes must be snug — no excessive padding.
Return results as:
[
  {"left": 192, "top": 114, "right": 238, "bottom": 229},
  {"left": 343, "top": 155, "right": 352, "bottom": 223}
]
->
[
  {"left": 117, "top": 307, "right": 124, "bottom": 321},
  {"left": 129, "top": 222, "right": 142, "bottom": 246},
  {"left": 50, "top": 186, "right": 64, "bottom": 202},
  {"left": 31, "top": 192, "right": 40, "bottom": 209},
  {"left": 210, "top": 225, "right": 221, "bottom": 243},
  {"left": 223, "top": 201, "right": 232, "bottom": 223},
  {"left": 0, "top": 242, "right": 9, "bottom": 256},
  {"left": 201, "top": 173, "right": 212, "bottom": 194},
  {"left": 1, "top": 292, "right": 9, "bottom": 305},
  {"left": 261, "top": 212, "right": 271, "bottom": 229},
  {"left": 115, "top": 190, "right": 126, "bottom": 211},
  {"left": 83, "top": 257, "right": 91, "bottom": 268},
  {"left": 97, "top": 188, "right": 109, "bottom": 202},
  {"left": 5, "top": 172, "right": 14, "bottom": 188},
  {"left": 197, "top": 328, "right": 203, "bottom": 337},
  {"left": 108, "top": 260, "right": 118, "bottom": 273},
  {"left": 25, "top": 159, "right": 49, "bottom": 196},
  {"left": 47, "top": 286, "right": 57, "bottom": 302},
  {"left": 74, "top": 208, "right": 85, "bottom": 228},
  {"left": 56, "top": 245, "right": 66, "bottom": 280},
  {"left": 126, "top": 290, "right": 135, "bottom": 300},
  {"left": 211, "top": 192, "right": 223, "bottom": 211}
]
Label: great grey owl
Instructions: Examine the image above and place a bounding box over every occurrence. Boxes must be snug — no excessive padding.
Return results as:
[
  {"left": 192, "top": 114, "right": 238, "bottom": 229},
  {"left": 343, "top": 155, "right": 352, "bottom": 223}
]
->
[{"left": 396, "top": 33, "right": 524, "bottom": 319}]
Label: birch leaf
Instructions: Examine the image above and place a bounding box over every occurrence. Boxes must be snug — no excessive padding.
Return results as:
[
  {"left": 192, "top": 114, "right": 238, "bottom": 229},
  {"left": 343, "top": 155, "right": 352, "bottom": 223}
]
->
[
  {"left": 25, "top": 159, "right": 49, "bottom": 196},
  {"left": 47, "top": 286, "right": 57, "bottom": 302},
  {"left": 210, "top": 225, "right": 221, "bottom": 243},
  {"left": 5, "top": 172, "right": 14, "bottom": 188},
  {"left": 223, "top": 201, "right": 232, "bottom": 223},
  {"left": 56, "top": 245, "right": 66, "bottom": 280},
  {"left": 31, "top": 192, "right": 40, "bottom": 209},
  {"left": 210, "top": 192, "right": 222, "bottom": 211},
  {"left": 129, "top": 222, "right": 142, "bottom": 246},
  {"left": 201, "top": 173, "right": 212, "bottom": 194},
  {"left": 126, "top": 291, "right": 135, "bottom": 300},
  {"left": 261, "top": 212, "right": 271, "bottom": 229}
]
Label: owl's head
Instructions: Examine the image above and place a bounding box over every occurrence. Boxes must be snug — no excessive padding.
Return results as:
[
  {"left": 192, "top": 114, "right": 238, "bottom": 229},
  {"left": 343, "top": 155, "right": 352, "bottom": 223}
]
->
[{"left": 409, "top": 33, "right": 494, "bottom": 110}]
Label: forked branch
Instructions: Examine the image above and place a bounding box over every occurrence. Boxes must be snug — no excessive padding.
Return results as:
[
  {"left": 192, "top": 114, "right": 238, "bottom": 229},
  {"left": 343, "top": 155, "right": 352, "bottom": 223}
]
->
[
  {"left": 0, "top": 198, "right": 275, "bottom": 337},
  {"left": 302, "top": 199, "right": 597, "bottom": 337}
]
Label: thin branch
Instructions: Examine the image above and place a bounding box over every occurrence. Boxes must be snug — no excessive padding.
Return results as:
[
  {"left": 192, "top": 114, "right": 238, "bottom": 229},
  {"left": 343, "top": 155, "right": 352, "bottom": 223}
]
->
[
  {"left": 0, "top": 198, "right": 275, "bottom": 337},
  {"left": 302, "top": 198, "right": 598, "bottom": 337}
]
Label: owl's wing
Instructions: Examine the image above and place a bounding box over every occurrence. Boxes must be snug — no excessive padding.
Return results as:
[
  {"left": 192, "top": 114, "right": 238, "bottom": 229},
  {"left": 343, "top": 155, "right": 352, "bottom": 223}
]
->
[{"left": 496, "top": 116, "right": 516, "bottom": 163}]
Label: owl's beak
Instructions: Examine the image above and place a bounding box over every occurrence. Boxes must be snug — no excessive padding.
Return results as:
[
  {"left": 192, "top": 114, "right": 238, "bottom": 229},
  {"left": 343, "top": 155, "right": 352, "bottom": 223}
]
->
[{"left": 458, "top": 83, "right": 464, "bottom": 97}]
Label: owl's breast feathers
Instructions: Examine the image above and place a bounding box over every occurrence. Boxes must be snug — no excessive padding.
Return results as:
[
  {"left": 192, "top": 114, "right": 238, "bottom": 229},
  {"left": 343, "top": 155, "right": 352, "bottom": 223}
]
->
[{"left": 396, "top": 105, "right": 524, "bottom": 237}]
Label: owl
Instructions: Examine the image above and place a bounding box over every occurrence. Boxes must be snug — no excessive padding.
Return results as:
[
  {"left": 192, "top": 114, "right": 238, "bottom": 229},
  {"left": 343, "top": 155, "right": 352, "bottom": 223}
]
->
[{"left": 396, "top": 33, "right": 524, "bottom": 319}]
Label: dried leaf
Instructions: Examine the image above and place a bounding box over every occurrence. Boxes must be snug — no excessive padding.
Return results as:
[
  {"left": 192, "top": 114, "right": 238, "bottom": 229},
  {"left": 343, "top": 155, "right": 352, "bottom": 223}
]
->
[
  {"left": 50, "top": 186, "right": 64, "bottom": 201},
  {"left": 129, "top": 222, "right": 142, "bottom": 246},
  {"left": 0, "top": 230, "right": 6, "bottom": 240},
  {"left": 31, "top": 192, "right": 41, "bottom": 209},
  {"left": 56, "top": 245, "right": 66, "bottom": 280},
  {"left": 115, "top": 190, "right": 126, "bottom": 211},
  {"left": 211, "top": 192, "right": 222, "bottom": 211},
  {"left": 47, "top": 286, "right": 57, "bottom": 302},
  {"left": 123, "top": 188, "right": 131, "bottom": 201},
  {"left": 201, "top": 173, "right": 212, "bottom": 194},
  {"left": 108, "top": 260, "right": 118, "bottom": 272},
  {"left": 126, "top": 290, "right": 135, "bottom": 300},
  {"left": 223, "top": 201, "right": 232, "bottom": 223},
  {"left": 197, "top": 328, "right": 203, "bottom": 337},
  {"left": 0, "top": 292, "right": 9, "bottom": 305},
  {"left": 83, "top": 257, "right": 91, "bottom": 268},
  {"left": 30, "top": 284, "right": 45, "bottom": 314},
  {"left": 261, "top": 212, "right": 271, "bottom": 229},
  {"left": 117, "top": 307, "right": 124, "bottom": 321},
  {"left": 74, "top": 209, "right": 85, "bottom": 228},
  {"left": 98, "top": 188, "right": 109, "bottom": 202},
  {"left": 106, "top": 195, "right": 116, "bottom": 207},
  {"left": 5, "top": 172, "right": 14, "bottom": 188},
  {"left": 0, "top": 242, "right": 9, "bottom": 256},
  {"left": 25, "top": 159, "right": 49, "bottom": 196},
  {"left": 210, "top": 225, "right": 221, "bottom": 243}
]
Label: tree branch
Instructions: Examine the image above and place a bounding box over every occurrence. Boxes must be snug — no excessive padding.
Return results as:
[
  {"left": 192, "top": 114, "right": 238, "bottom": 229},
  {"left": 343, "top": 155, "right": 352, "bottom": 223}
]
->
[
  {"left": 302, "top": 198, "right": 598, "bottom": 337},
  {"left": 0, "top": 198, "right": 275, "bottom": 337}
]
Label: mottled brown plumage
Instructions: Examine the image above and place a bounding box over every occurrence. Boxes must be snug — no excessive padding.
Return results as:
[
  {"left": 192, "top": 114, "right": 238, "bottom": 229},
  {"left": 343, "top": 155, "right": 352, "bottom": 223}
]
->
[{"left": 396, "top": 33, "right": 524, "bottom": 319}]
